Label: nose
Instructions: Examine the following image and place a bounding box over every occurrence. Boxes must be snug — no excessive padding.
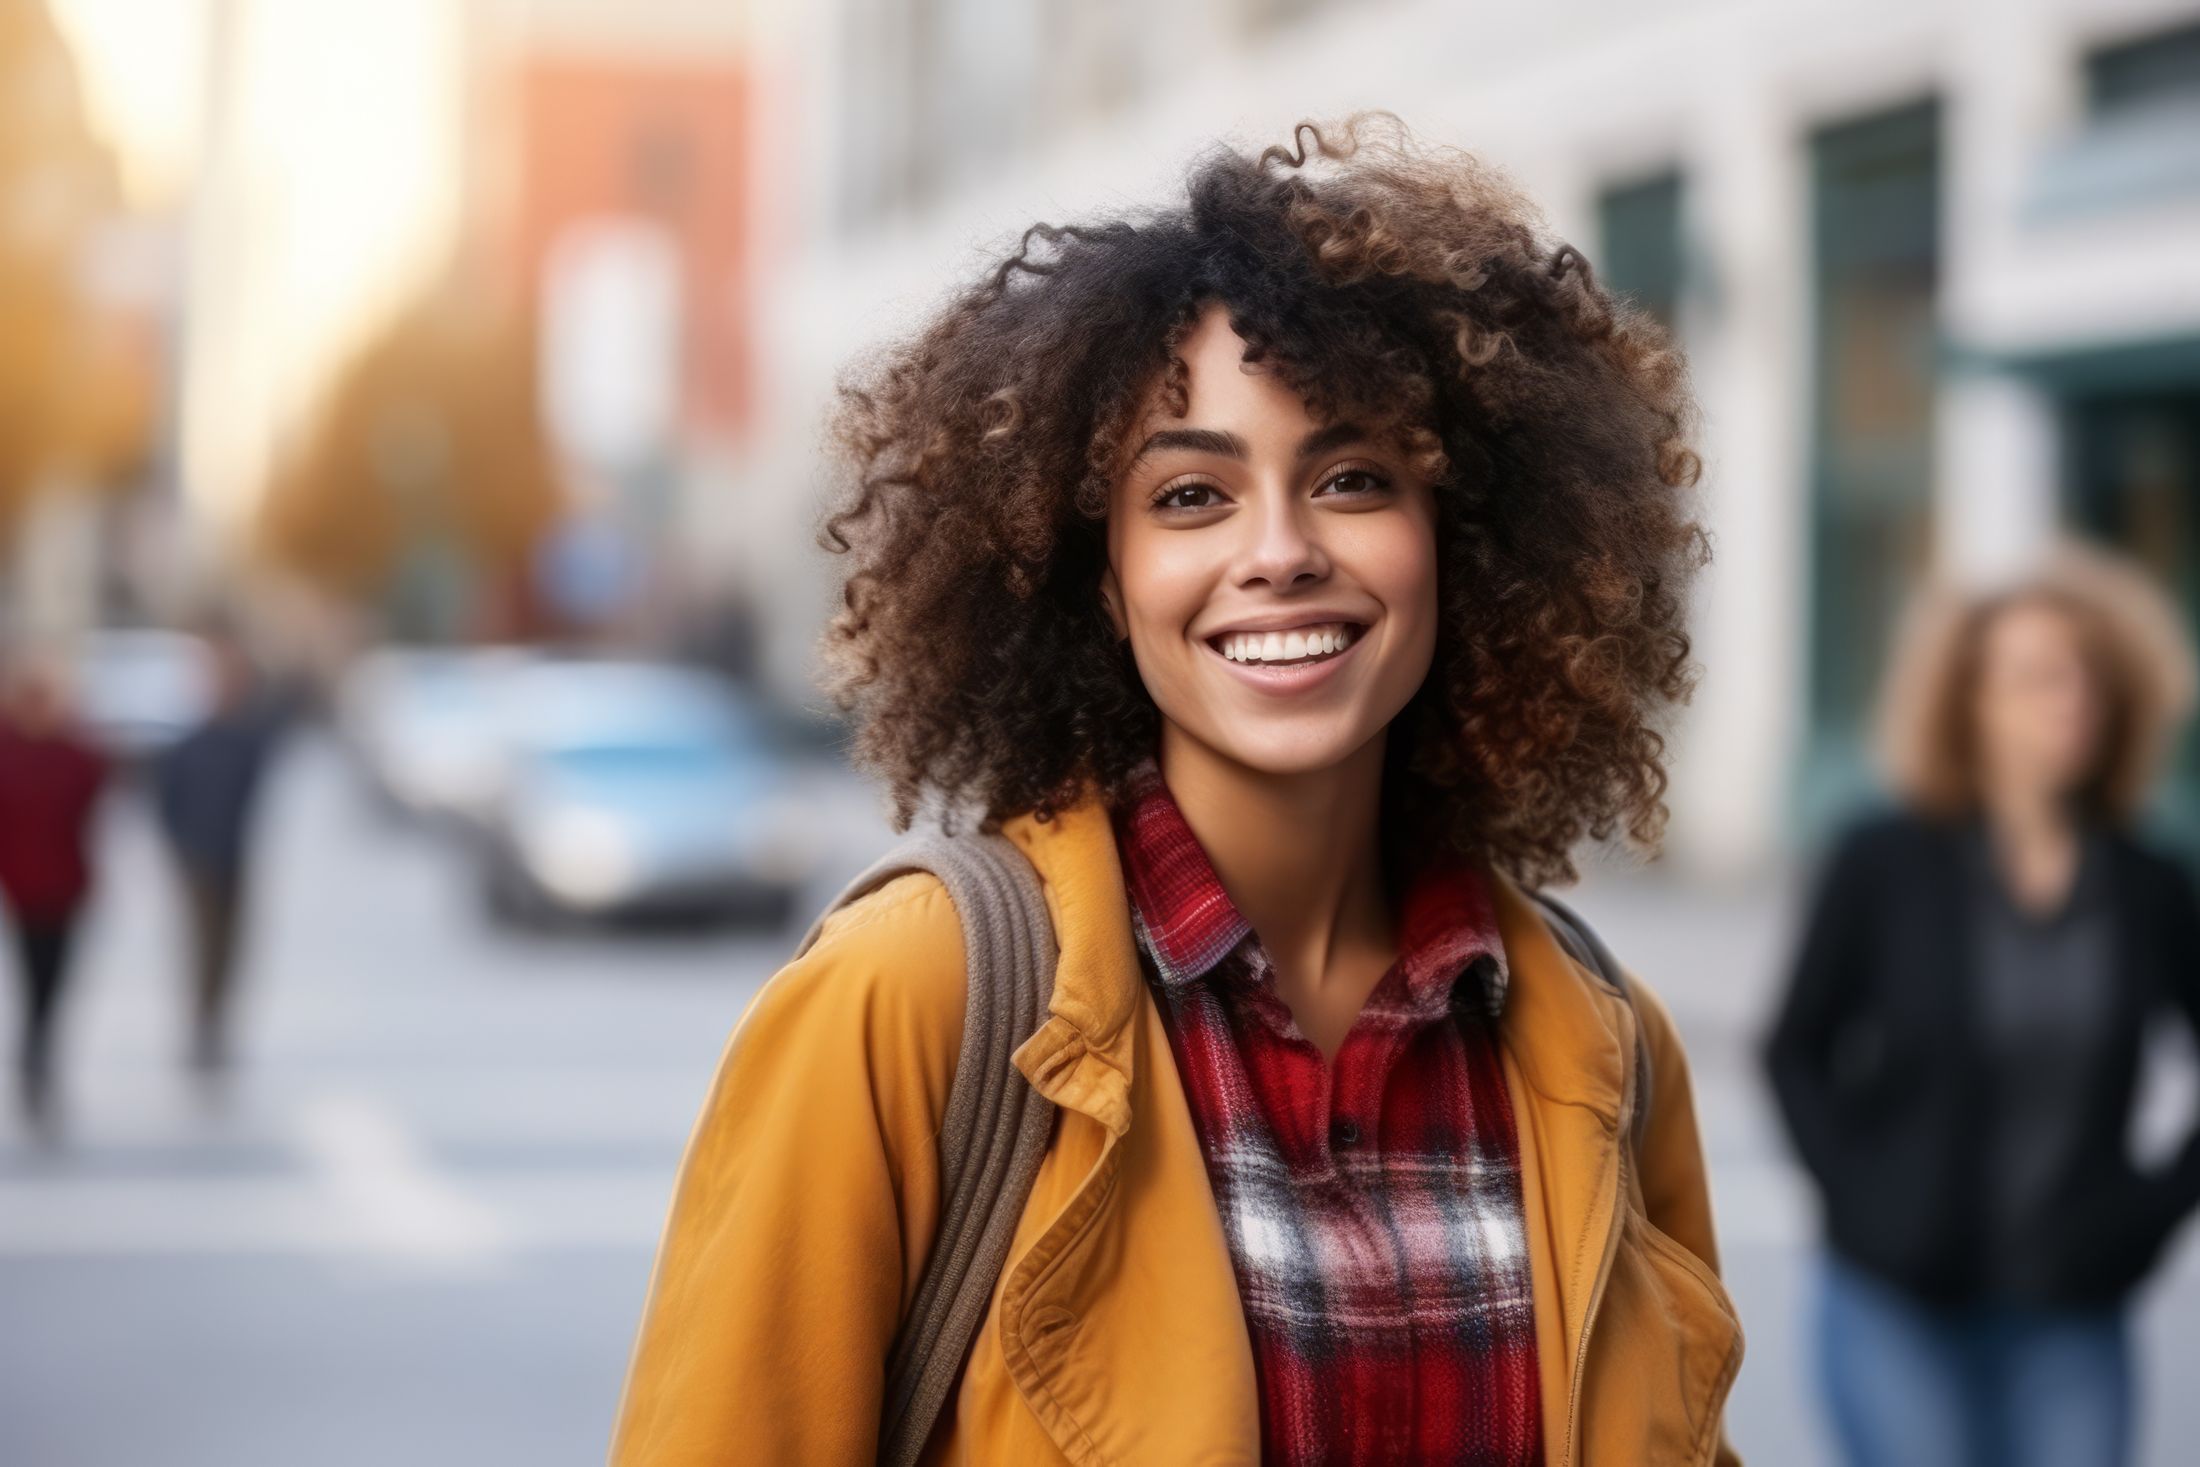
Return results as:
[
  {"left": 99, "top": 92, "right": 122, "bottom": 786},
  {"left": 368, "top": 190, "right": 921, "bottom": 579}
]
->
[{"left": 1233, "top": 493, "right": 1330, "bottom": 591}]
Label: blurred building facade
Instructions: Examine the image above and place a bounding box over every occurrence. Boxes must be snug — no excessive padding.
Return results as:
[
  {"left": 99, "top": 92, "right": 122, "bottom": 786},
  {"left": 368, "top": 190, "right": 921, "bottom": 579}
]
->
[
  {"left": 249, "top": 0, "right": 759, "bottom": 644},
  {"left": 29, "top": 0, "right": 762, "bottom": 646},
  {"left": 0, "top": 0, "right": 158, "bottom": 637},
  {"left": 726, "top": 0, "right": 2200, "bottom": 874},
  {"left": 474, "top": 0, "right": 755, "bottom": 644},
  {"left": 22, "top": 0, "right": 2200, "bottom": 871}
]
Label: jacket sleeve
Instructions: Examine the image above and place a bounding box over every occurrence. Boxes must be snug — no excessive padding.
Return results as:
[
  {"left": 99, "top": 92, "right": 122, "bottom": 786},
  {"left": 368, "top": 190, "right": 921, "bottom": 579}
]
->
[
  {"left": 608, "top": 873, "right": 967, "bottom": 1466},
  {"left": 1629, "top": 972, "right": 1745, "bottom": 1467},
  {"left": 2147, "top": 851, "right": 2200, "bottom": 1227},
  {"left": 1759, "top": 818, "right": 1880, "bottom": 1194}
]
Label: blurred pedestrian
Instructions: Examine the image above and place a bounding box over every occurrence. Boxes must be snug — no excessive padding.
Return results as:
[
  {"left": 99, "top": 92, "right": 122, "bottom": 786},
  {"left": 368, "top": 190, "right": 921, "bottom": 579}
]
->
[
  {"left": 1763, "top": 540, "right": 2200, "bottom": 1467},
  {"left": 151, "top": 629, "right": 288, "bottom": 1075},
  {"left": 0, "top": 651, "right": 112, "bottom": 1125}
]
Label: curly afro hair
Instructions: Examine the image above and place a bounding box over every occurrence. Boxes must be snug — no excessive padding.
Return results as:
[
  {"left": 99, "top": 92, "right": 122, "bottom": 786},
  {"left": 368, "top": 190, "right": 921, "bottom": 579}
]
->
[{"left": 818, "top": 112, "right": 1708, "bottom": 887}]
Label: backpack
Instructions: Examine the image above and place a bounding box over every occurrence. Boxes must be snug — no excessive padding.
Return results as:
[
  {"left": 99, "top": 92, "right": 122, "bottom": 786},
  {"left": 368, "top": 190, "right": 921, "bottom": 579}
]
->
[{"left": 793, "top": 828, "right": 1651, "bottom": 1467}]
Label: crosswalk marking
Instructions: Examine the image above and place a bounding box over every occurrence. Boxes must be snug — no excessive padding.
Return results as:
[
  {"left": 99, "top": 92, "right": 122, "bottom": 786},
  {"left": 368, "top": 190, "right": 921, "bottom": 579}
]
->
[{"left": 0, "top": 1091, "right": 673, "bottom": 1262}]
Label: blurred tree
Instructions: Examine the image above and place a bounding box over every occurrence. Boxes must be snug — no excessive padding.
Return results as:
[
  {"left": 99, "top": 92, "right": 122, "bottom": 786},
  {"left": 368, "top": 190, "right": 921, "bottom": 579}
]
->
[
  {"left": 0, "top": 0, "right": 155, "bottom": 545},
  {"left": 255, "top": 280, "right": 565, "bottom": 637}
]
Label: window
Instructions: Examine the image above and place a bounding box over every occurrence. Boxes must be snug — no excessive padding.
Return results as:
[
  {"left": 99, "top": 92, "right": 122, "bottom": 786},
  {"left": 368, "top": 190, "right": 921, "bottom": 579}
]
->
[
  {"left": 2087, "top": 19, "right": 2200, "bottom": 115},
  {"left": 2065, "top": 393, "right": 2200, "bottom": 836},
  {"left": 1803, "top": 101, "right": 1943, "bottom": 822},
  {"left": 1595, "top": 171, "right": 1684, "bottom": 333}
]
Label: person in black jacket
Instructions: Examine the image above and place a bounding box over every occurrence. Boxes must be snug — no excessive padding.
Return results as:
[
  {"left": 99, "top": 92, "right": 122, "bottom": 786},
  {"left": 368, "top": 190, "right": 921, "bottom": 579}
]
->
[
  {"left": 152, "top": 631, "right": 289, "bottom": 1076},
  {"left": 1764, "top": 541, "right": 2200, "bottom": 1467}
]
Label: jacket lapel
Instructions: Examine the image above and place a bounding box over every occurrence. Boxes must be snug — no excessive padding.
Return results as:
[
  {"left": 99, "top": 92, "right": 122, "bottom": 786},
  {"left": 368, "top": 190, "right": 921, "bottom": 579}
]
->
[
  {"left": 1486, "top": 868, "right": 1631, "bottom": 1467},
  {"left": 996, "top": 797, "right": 1258, "bottom": 1464},
  {"left": 992, "top": 796, "right": 1635, "bottom": 1467}
]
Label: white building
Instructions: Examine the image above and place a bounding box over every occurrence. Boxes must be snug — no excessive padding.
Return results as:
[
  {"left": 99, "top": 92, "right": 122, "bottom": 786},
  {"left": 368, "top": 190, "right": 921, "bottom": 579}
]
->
[{"left": 723, "top": 0, "right": 2200, "bottom": 875}]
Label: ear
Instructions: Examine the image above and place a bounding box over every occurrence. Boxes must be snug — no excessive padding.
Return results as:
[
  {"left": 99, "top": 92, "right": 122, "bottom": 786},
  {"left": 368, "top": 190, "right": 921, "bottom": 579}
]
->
[{"left": 1098, "top": 563, "right": 1129, "bottom": 642}]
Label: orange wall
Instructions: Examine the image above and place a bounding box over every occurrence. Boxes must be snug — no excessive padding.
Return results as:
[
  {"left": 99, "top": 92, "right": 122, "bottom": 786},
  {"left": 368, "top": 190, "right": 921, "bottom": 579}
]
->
[{"left": 512, "top": 58, "right": 752, "bottom": 442}]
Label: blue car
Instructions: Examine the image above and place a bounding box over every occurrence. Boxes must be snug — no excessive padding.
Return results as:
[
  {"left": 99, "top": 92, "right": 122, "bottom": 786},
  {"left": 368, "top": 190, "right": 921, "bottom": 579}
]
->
[{"left": 476, "top": 662, "right": 823, "bottom": 929}]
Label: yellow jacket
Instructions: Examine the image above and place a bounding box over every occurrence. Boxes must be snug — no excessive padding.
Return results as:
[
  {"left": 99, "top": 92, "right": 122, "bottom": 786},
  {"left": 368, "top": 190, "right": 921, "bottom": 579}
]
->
[{"left": 611, "top": 791, "right": 1745, "bottom": 1466}]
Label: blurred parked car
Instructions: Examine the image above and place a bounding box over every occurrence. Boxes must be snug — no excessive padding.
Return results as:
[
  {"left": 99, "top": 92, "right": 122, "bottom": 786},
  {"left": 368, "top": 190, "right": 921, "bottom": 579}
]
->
[
  {"left": 474, "top": 660, "right": 824, "bottom": 929},
  {"left": 70, "top": 628, "right": 217, "bottom": 761},
  {"left": 337, "top": 645, "right": 537, "bottom": 824}
]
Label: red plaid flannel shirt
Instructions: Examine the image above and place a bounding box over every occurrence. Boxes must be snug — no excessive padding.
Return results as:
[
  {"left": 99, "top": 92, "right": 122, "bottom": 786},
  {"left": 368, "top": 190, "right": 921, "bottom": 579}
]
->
[{"left": 1111, "top": 763, "right": 1542, "bottom": 1466}]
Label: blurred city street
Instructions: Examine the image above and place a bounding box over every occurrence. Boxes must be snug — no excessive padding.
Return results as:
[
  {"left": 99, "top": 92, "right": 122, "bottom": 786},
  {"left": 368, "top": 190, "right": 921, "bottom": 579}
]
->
[
  {"left": 0, "top": 732, "right": 887, "bottom": 1467},
  {"left": 3, "top": 1, "right": 2199, "bottom": 1463},
  {"left": 3, "top": 731, "right": 2196, "bottom": 1466}
]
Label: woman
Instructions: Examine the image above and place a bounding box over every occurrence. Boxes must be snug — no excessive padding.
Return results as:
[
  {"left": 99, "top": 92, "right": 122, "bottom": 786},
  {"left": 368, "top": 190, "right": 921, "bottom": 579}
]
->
[
  {"left": 614, "top": 114, "right": 1743, "bottom": 1466},
  {"left": 1764, "top": 543, "right": 2200, "bottom": 1467},
  {"left": 0, "top": 652, "right": 111, "bottom": 1127}
]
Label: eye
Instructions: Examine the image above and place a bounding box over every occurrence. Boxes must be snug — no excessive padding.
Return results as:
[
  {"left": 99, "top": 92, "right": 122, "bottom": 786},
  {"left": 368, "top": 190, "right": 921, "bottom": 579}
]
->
[
  {"left": 1316, "top": 463, "right": 1393, "bottom": 497},
  {"left": 1150, "top": 478, "right": 1224, "bottom": 511}
]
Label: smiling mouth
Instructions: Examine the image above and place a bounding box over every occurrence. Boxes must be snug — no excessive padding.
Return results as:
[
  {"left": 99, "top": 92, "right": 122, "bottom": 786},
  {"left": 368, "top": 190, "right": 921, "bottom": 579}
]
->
[{"left": 1204, "top": 621, "right": 1365, "bottom": 668}]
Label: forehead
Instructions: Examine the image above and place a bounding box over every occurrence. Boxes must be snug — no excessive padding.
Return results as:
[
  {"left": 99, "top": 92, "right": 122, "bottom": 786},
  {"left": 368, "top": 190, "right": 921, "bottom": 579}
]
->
[
  {"left": 1121, "top": 304, "right": 1319, "bottom": 453},
  {"left": 1175, "top": 305, "right": 1308, "bottom": 418},
  {"left": 1110, "top": 301, "right": 1429, "bottom": 490},
  {"left": 1981, "top": 600, "right": 2090, "bottom": 668}
]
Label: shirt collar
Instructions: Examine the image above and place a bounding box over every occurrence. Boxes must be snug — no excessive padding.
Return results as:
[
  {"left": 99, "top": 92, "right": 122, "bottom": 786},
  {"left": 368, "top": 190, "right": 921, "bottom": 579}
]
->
[{"left": 1108, "top": 758, "right": 1510, "bottom": 1019}]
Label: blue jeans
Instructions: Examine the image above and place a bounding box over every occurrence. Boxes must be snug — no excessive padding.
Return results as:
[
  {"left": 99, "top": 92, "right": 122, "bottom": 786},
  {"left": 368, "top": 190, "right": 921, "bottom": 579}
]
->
[{"left": 1815, "top": 1249, "right": 2134, "bottom": 1467}]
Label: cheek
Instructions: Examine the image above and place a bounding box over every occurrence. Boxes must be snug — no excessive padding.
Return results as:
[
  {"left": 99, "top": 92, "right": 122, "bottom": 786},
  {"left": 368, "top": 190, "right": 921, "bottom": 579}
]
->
[
  {"left": 1353, "top": 511, "right": 1441, "bottom": 655},
  {"left": 1113, "top": 529, "right": 1214, "bottom": 639}
]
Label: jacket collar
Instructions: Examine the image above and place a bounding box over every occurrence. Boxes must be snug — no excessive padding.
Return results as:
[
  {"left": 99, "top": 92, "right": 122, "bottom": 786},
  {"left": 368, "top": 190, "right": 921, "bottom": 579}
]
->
[
  {"left": 997, "top": 788, "right": 1626, "bottom": 1130},
  {"left": 1108, "top": 759, "right": 1511, "bottom": 1017},
  {"left": 997, "top": 794, "right": 1148, "bottom": 1138}
]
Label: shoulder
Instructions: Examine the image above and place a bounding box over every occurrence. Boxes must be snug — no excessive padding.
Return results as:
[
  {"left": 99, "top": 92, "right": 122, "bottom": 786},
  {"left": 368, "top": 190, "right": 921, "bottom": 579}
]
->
[
  {"left": 1801, "top": 802, "right": 1947, "bottom": 902},
  {"left": 1527, "top": 891, "right": 1689, "bottom": 1083},
  {"left": 730, "top": 870, "right": 968, "bottom": 1110},
  {"left": 2104, "top": 827, "right": 2200, "bottom": 917},
  {"left": 675, "top": 870, "right": 972, "bottom": 1200},
  {"left": 1611, "top": 958, "right": 1689, "bottom": 1083},
  {"left": 805, "top": 867, "right": 961, "bottom": 956},
  {"left": 1828, "top": 801, "right": 1937, "bottom": 860},
  {"left": 55, "top": 737, "right": 109, "bottom": 786}
]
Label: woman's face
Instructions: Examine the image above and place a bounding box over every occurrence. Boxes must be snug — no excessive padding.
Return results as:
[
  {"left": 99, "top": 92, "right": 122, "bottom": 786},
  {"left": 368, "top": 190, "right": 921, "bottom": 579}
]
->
[
  {"left": 1973, "top": 599, "right": 2103, "bottom": 803},
  {"left": 1100, "top": 302, "right": 1440, "bottom": 777}
]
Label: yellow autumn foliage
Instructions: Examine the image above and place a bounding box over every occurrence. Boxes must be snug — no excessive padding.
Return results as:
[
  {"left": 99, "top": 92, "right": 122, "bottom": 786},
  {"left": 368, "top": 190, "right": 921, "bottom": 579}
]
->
[
  {"left": 0, "top": 0, "right": 154, "bottom": 540},
  {"left": 256, "top": 278, "right": 565, "bottom": 598}
]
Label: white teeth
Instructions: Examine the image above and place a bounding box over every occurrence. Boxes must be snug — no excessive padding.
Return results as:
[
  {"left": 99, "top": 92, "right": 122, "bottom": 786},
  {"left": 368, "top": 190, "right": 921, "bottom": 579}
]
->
[{"left": 1215, "top": 622, "right": 1358, "bottom": 664}]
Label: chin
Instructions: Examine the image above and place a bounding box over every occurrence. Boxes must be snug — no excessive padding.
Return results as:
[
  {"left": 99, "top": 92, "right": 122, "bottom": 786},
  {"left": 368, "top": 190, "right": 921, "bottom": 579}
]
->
[{"left": 1194, "top": 720, "right": 1384, "bottom": 779}]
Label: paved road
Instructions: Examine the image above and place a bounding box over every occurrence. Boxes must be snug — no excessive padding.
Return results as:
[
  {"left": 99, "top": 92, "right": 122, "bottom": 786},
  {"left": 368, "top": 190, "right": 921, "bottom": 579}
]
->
[{"left": 2, "top": 734, "right": 2195, "bottom": 1465}]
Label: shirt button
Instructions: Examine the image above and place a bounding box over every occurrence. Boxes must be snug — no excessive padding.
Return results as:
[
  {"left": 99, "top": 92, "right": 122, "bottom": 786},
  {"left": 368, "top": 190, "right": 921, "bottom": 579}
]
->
[{"left": 1333, "top": 1119, "right": 1360, "bottom": 1148}]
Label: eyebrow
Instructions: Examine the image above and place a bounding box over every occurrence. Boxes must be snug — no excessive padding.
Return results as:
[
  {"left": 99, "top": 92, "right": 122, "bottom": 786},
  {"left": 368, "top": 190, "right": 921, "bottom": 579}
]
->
[{"left": 1126, "top": 419, "right": 1371, "bottom": 472}]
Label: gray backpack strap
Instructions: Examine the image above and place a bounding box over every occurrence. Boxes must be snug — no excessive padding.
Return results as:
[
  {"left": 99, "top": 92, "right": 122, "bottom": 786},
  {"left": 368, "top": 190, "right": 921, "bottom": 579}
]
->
[
  {"left": 1527, "top": 888, "right": 1652, "bottom": 1161},
  {"left": 791, "top": 828, "right": 1059, "bottom": 1467}
]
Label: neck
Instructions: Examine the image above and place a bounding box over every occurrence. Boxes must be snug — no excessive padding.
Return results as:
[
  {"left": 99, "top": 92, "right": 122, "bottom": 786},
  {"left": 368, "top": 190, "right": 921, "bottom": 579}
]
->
[
  {"left": 1978, "top": 776, "right": 2075, "bottom": 845},
  {"left": 1154, "top": 723, "right": 1394, "bottom": 993}
]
